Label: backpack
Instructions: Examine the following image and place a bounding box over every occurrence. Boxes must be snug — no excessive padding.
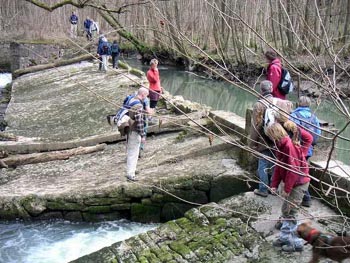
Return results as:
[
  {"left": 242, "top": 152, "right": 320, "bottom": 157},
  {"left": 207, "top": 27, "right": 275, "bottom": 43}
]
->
[
  {"left": 259, "top": 98, "right": 279, "bottom": 134},
  {"left": 278, "top": 67, "right": 294, "bottom": 95},
  {"left": 111, "top": 43, "right": 119, "bottom": 54},
  {"left": 293, "top": 112, "right": 320, "bottom": 145},
  {"left": 107, "top": 94, "right": 142, "bottom": 136},
  {"left": 102, "top": 42, "right": 109, "bottom": 54}
]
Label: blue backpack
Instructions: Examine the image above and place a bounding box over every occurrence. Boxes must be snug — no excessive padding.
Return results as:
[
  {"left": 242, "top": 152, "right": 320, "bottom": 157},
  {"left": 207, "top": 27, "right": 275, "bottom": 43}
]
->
[
  {"left": 101, "top": 42, "right": 110, "bottom": 55},
  {"left": 111, "top": 43, "right": 119, "bottom": 54},
  {"left": 294, "top": 112, "right": 320, "bottom": 145},
  {"left": 115, "top": 95, "right": 141, "bottom": 120}
]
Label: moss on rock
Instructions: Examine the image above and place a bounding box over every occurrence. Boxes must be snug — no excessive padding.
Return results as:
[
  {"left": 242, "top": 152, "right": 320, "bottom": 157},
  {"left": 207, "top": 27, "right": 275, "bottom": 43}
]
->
[
  {"left": 131, "top": 203, "right": 161, "bottom": 223},
  {"left": 46, "top": 200, "right": 85, "bottom": 211},
  {"left": 86, "top": 205, "right": 111, "bottom": 214}
]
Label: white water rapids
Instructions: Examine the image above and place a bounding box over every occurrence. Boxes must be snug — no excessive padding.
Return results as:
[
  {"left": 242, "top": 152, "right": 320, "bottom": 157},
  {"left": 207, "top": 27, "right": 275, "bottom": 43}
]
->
[{"left": 0, "top": 219, "right": 157, "bottom": 263}]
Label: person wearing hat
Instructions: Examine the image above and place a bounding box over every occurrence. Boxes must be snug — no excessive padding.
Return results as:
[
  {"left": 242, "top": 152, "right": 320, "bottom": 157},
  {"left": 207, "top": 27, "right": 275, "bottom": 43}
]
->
[{"left": 249, "top": 80, "right": 293, "bottom": 197}]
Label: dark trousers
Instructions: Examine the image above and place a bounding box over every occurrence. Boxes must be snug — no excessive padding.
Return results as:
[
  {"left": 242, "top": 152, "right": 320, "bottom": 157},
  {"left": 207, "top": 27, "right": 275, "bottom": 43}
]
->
[
  {"left": 303, "top": 156, "right": 311, "bottom": 202},
  {"left": 111, "top": 53, "right": 119, "bottom": 68},
  {"left": 150, "top": 100, "right": 158, "bottom": 109},
  {"left": 98, "top": 57, "right": 102, "bottom": 70}
]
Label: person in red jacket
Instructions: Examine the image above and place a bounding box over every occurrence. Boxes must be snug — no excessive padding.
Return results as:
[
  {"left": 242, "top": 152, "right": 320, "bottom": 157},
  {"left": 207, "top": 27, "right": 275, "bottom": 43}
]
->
[
  {"left": 283, "top": 120, "right": 313, "bottom": 158},
  {"left": 265, "top": 50, "right": 285, "bottom": 100},
  {"left": 266, "top": 122, "right": 311, "bottom": 227},
  {"left": 147, "top": 59, "right": 163, "bottom": 109}
]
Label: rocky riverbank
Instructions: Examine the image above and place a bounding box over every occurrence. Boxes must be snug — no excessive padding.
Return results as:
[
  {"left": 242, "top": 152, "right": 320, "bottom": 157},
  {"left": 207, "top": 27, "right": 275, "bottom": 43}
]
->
[{"left": 71, "top": 192, "right": 343, "bottom": 263}]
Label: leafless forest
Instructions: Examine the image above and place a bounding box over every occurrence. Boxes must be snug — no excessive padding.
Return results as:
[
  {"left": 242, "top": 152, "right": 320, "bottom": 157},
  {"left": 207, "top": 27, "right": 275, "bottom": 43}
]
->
[{"left": 2, "top": 0, "right": 350, "bottom": 59}]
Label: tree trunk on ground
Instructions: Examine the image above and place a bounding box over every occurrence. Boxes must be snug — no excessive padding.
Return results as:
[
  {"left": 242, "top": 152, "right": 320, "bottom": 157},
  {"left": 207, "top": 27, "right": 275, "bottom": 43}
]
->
[
  {"left": 13, "top": 53, "right": 94, "bottom": 78},
  {"left": 0, "top": 144, "right": 106, "bottom": 168},
  {"left": 0, "top": 132, "right": 17, "bottom": 141}
]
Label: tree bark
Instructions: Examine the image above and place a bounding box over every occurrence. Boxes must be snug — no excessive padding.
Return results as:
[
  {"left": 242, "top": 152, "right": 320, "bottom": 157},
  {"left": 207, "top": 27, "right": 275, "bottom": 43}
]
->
[
  {"left": 0, "top": 144, "right": 106, "bottom": 168},
  {"left": 0, "top": 132, "right": 17, "bottom": 141},
  {"left": 13, "top": 53, "right": 94, "bottom": 78}
]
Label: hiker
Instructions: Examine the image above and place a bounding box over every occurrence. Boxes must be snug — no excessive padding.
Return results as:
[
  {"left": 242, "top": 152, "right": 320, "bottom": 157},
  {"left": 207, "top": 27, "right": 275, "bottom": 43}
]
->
[
  {"left": 90, "top": 19, "right": 99, "bottom": 38},
  {"left": 97, "top": 36, "right": 111, "bottom": 72},
  {"left": 267, "top": 122, "right": 312, "bottom": 229},
  {"left": 70, "top": 11, "right": 78, "bottom": 38},
  {"left": 265, "top": 50, "right": 285, "bottom": 100},
  {"left": 83, "top": 17, "right": 92, "bottom": 40},
  {"left": 249, "top": 80, "right": 293, "bottom": 197},
  {"left": 290, "top": 96, "right": 321, "bottom": 207},
  {"left": 126, "top": 87, "right": 149, "bottom": 181},
  {"left": 147, "top": 59, "right": 163, "bottom": 111},
  {"left": 111, "top": 40, "right": 120, "bottom": 69}
]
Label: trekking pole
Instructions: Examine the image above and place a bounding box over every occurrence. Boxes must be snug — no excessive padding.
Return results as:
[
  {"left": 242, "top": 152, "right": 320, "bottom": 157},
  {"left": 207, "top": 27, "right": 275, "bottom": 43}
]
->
[{"left": 297, "top": 73, "right": 301, "bottom": 100}]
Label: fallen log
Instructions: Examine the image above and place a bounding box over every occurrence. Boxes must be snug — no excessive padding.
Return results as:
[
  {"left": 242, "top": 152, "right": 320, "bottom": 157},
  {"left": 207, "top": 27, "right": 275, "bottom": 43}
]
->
[
  {"left": 13, "top": 54, "right": 94, "bottom": 78},
  {"left": 0, "top": 144, "right": 106, "bottom": 168},
  {"left": 0, "top": 132, "right": 17, "bottom": 141}
]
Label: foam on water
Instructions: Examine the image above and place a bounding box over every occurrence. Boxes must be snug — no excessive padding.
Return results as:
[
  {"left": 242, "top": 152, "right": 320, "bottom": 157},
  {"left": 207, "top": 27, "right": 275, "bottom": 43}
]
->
[
  {"left": 0, "top": 73, "right": 12, "bottom": 88},
  {"left": 0, "top": 220, "right": 157, "bottom": 263}
]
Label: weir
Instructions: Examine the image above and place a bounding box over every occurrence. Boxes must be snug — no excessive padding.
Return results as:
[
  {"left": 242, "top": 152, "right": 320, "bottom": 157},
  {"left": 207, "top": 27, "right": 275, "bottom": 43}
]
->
[{"left": 0, "top": 60, "right": 349, "bottom": 263}]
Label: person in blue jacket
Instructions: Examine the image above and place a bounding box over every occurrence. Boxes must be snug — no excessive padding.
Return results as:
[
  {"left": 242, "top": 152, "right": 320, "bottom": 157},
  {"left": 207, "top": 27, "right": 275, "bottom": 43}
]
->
[
  {"left": 70, "top": 11, "right": 78, "bottom": 38},
  {"left": 110, "top": 40, "right": 120, "bottom": 69},
  {"left": 290, "top": 96, "right": 321, "bottom": 207},
  {"left": 83, "top": 17, "right": 92, "bottom": 40},
  {"left": 97, "top": 36, "right": 111, "bottom": 71}
]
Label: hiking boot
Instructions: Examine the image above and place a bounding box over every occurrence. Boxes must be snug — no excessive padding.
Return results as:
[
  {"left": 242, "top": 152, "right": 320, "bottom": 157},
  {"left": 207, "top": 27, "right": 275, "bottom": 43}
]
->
[
  {"left": 126, "top": 176, "right": 138, "bottom": 182},
  {"left": 254, "top": 189, "right": 268, "bottom": 197},
  {"left": 282, "top": 244, "right": 303, "bottom": 252},
  {"left": 301, "top": 200, "right": 311, "bottom": 207},
  {"left": 272, "top": 239, "right": 287, "bottom": 247}
]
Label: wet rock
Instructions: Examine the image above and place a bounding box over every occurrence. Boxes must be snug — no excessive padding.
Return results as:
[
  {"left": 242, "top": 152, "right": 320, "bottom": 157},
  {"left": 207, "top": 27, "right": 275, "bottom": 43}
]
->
[
  {"left": 64, "top": 211, "right": 83, "bottom": 221},
  {"left": 131, "top": 203, "right": 161, "bottom": 223},
  {"left": 21, "top": 195, "right": 46, "bottom": 216}
]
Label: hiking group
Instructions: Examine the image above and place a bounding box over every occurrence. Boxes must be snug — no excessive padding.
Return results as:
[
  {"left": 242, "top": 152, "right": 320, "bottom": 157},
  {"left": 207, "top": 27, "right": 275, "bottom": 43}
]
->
[
  {"left": 97, "top": 36, "right": 120, "bottom": 72},
  {"left": 69, "top": 11, "right": 100, "bottom": 41},
  {"left": 249, "top": 49, "right": 321, "bottom": 253}
]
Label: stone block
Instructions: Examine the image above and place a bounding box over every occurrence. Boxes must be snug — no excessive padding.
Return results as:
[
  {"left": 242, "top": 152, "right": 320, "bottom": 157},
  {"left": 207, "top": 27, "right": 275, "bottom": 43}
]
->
[
  {"left": 131, "top": 203, "right": 161, "bottom": 223},
  {"left": 86, "top": 205, "right": 111, "bottom": 214},
  {"left": 209, "top": 174, "right": 248, "bottom": 202},
  {"left": 110, "top": 203, "right": 131, "bottom": 210},
  {"left": 64, "top": 211, "right": 83, "bottom": 221},
  {"left": 122, "top": 184, "right": 153, "bottom": 199},
  {"left": 161, "top": 202, "right": 195, "bottom": 221},
  {"left": 46, "top": 200, "right": 85, "bottom": 211},
  {"left": 82, "top": 211, "right": 122, "bottom": 222},
  {"left": 21, "top": 196, "right": 46, "bottom": 216},
  {"left": 156, "top": 189, "right": 208, "bottom": 204},
  {"left": 36, "top": 211, "right": 63, "bottom": 220}
]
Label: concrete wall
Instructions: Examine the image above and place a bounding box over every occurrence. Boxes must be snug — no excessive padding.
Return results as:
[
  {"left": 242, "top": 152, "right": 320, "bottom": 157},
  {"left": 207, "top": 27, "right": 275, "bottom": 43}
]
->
[
  {"left": 0, "top": 42, "right": 11, "bottom": 71},
  {"left": 0, "top": 41, "right": 63, "bottom": 72},
  {"left": 10, "top": 42, "right": 62, "bottom": 72}
]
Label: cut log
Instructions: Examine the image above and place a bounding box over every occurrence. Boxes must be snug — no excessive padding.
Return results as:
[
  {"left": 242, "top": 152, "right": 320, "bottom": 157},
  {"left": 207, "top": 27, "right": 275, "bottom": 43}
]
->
[
  {"left": 0, "top": 132, "right": 17, "bottom": 141},
  {"left": 0, "top": 144, "right": 106, "bottom": 168},
  {"left": 13, "top": 54, "right": 94, "bottom": 78}
]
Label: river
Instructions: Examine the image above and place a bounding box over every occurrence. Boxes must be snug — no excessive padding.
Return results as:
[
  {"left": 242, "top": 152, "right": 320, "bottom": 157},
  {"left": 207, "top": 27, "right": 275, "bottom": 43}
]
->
[{"left": 0, "top": 220, "right": 156, "bottom": 263}]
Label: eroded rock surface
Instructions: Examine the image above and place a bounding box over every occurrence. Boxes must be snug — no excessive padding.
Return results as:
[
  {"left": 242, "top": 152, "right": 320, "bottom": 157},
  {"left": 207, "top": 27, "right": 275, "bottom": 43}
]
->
[
  {"left": 4, "top": 61, "right": 143, "bottom": 142},
  {"left": 72, "top": 192, "right": 344, "bottom": 263}
]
